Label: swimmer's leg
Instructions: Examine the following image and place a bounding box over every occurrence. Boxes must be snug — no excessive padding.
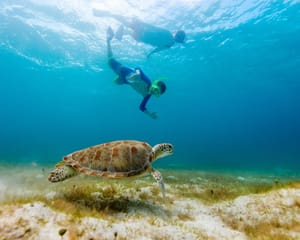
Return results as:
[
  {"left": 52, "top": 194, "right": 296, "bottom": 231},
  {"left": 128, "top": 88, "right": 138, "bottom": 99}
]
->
[{"left": 108, "top": 58, "right": 133, "bottom": 84}]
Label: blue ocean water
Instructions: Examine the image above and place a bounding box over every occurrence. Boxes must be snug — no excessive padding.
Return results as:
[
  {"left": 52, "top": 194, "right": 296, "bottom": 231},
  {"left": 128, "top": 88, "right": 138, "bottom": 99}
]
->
[{"left": 0, "top": 0, "right": 299, "bottom": 173}]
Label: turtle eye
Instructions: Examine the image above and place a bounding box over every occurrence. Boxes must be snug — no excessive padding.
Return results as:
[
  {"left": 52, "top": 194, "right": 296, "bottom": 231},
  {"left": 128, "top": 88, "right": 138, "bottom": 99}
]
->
[{"left": 163, "top": 144, "right": 173, "bottom": 153}]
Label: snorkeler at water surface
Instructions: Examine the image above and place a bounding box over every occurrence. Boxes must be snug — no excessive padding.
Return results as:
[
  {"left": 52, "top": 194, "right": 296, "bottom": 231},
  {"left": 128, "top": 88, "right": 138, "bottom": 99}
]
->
[
  {"left": 94, "top": 9, "right": 186, "bottom": 57},
  {"left": 106, "top": 27, "right": 167, "bottom": 119}
]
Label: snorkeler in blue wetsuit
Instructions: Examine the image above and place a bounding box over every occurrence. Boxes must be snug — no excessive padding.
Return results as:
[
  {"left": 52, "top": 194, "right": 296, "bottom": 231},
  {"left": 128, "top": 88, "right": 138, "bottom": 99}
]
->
[
  {"left": 106, "top": 27, "right": 167, "bottom": 119},
  {"left": 94, "top": 9, "right": 186, "bottom": 57}
]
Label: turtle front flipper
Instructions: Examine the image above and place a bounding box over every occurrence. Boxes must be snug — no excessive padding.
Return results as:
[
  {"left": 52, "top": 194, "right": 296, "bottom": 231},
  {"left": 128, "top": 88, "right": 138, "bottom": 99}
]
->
[
  {"left": 48, "top": 165, "right": 78, "bottom": 182},
  {"left": 150, "top": 168, "right": 165, "bottom": 198}
]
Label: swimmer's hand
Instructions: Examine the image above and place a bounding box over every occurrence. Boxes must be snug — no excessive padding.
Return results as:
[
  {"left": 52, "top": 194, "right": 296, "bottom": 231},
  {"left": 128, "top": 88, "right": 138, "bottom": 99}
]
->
[
  {"left": 127, "top": 69, "right": 141, "bottom": 83},
  {"left": 144, "top": 110, "right": 158, "bottom": 119}
]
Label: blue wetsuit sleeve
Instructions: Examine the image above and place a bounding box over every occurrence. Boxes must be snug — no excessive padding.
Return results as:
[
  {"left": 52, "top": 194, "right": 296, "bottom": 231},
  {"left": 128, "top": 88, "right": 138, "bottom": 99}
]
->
[{"left": 139, "top": 94, "right": 151, "bottom": 112}]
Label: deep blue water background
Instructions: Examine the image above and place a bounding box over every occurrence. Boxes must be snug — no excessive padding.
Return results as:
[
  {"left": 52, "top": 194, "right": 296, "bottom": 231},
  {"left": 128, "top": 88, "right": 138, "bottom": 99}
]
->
[{"left": 0, "top": 0, "right": 299, "bottom": 173}]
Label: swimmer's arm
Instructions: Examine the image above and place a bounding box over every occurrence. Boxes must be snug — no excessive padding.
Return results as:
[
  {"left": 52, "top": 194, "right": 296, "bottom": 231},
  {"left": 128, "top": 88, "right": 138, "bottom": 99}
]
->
[
  {"left": 139, "top": 95, "right": 158, "bottom": 119},
  {"left": 147, "top": 47, "right": 164, "bottom": 58},
  {"left": 136, "top": 68, "right": 151, "bottom": 85},
  {"left": 147, "top": 46, "right": 169, "bottom": 58}
]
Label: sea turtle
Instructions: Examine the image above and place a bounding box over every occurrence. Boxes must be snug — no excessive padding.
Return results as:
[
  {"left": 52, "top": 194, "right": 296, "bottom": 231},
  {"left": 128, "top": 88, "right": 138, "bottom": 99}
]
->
[{"left": 48, "top": 140, "right": 173, "bottom": 197}]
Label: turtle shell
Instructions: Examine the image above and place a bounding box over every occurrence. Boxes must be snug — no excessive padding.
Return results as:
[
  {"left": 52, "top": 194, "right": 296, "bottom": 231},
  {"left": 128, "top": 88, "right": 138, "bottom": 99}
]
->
[{"left": 62, "top": 140, "right": 153, "bottom": 178}]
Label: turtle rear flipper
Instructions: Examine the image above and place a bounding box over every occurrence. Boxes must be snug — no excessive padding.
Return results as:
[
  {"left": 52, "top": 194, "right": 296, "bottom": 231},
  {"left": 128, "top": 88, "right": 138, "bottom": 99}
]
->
[{"left": 48, "top": 165, "right": 78, "bottom": 182}]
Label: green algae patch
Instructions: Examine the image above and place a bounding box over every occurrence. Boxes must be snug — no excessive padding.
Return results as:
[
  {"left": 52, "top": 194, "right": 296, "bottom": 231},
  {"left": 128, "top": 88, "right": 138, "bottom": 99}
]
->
[
  {"left": 0, "top": 166, "right": 299, "bottom": 240},
  {"left": 166, "top": 170, "right": 296, "bottom": 204},
  {"left": 0, "top": 165, "right": 299, "bottom": 216},
  {"left": 0, "top": 172, "right": 168, "bottom": 220}
]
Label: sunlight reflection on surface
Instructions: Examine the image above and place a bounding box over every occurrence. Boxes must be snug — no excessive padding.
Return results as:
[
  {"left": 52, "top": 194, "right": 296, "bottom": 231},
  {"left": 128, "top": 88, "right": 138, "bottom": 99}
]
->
[{"left": 0, "top": 0, "right": 294, "bottom": 68}]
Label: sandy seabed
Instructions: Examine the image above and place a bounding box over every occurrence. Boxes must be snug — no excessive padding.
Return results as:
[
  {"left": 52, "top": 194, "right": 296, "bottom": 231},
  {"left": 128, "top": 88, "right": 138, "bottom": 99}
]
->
[{"left": 0, "top": 163, "right": 299, "bottom": 240}]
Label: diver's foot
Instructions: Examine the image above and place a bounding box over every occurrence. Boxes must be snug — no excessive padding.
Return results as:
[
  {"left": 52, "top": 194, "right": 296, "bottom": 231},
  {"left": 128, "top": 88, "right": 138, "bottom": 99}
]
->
[
  {"left": 115, "top": 25, "right": 124, "bottom": 40},
  {"left": 107, "top": 27, "right": 114, "bottom": 41}
]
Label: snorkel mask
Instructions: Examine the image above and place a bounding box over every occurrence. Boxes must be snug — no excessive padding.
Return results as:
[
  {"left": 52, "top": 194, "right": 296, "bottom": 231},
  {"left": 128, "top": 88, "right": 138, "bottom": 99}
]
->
[
  {"left": 150, "top": 84, "right": 161, "bottom": 97},
  {"left": 150, "top": 78, "right": 167, "bottom": 97}
]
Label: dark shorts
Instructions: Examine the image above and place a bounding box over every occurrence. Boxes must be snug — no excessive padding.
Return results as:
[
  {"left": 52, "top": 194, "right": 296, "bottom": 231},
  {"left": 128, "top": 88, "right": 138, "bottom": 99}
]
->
[{"left": 108, "top": 58, "right": 134, "bottom": 84}]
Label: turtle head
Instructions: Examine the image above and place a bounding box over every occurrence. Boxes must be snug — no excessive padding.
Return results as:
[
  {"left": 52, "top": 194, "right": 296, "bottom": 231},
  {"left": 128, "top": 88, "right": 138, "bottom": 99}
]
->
[{"left": 152, "top": 143, "right": 173, "bottom": 161}]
